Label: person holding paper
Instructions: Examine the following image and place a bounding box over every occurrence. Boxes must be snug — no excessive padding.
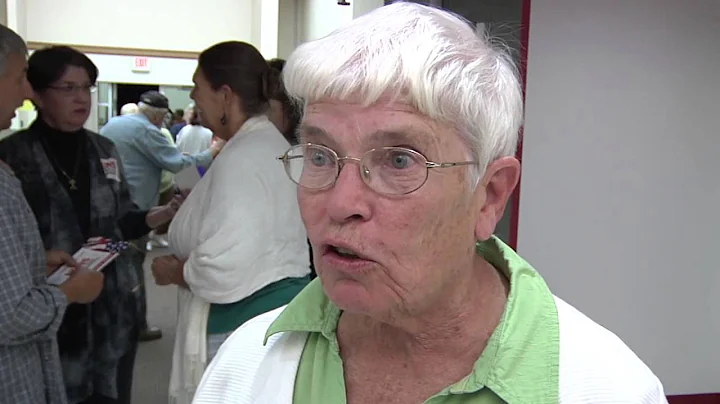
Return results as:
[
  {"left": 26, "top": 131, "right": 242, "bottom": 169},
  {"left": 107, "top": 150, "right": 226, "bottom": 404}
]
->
[
  {"left": 150, "top": 41, "right": 311, "bottom": 404},
  {"left": 0, "top": 25, "right": 104, "bottom": 404},
  {"left": 0, "top": 46, "right": 182, "bottom": 404}
]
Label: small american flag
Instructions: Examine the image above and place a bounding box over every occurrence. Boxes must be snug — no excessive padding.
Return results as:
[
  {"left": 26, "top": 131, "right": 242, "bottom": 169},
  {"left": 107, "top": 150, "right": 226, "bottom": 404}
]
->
[{"left": 105, "top": 240, "right": 129, "bottom": 254}]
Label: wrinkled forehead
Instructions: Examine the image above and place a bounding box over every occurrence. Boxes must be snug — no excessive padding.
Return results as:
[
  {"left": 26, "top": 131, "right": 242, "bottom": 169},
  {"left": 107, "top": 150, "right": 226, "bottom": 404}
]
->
[{"left": 299, "top": 99, "right": 457, "bottom": 154}]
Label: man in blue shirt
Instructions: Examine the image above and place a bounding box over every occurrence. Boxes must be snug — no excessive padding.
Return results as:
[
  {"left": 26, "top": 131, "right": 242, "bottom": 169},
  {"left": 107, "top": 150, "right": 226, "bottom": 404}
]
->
[
  {"left": 101, "top": 91, "right": 222, "bottom": 341},
  {"left": 101, "top": 91, "right": 220, "bottom": 211}
]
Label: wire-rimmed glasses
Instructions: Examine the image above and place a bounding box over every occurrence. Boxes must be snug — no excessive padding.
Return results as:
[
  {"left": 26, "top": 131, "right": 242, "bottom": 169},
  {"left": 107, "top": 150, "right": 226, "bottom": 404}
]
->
[{"left": 277, "top": 143, "right": 478, "bottom": 195}]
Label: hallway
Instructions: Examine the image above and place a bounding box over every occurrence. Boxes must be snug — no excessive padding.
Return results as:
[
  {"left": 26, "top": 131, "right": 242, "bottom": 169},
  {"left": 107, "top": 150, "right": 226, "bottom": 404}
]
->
[{"left": 132, "top": 247, "right": 177, "bottom": 403}]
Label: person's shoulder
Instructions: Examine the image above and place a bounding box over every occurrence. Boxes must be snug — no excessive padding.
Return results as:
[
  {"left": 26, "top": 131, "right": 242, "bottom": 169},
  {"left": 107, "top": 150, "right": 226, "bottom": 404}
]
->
[
  {"left": 87, "top": 131, "right": 120, "bottom": 156},
  {"left": 0, "top": 128, "right": 31, "bottom": 150},
  {"left": 176, "top": 124, "right": 190, "bottom": 135},
  {"left": 235, "top": 119, "right": 289, "bottom": 156},
  {"left": 0, "top": 161, "right": 26, "bottom": 210},
  {"left": 88, "top": 130, "right": 113, "bottom": 146},
  {"left": 555, "top": 296, "right": 667, "bottom": 403},
  {"left": 195, "top": 307, "right": 299, "bottom": 402}
]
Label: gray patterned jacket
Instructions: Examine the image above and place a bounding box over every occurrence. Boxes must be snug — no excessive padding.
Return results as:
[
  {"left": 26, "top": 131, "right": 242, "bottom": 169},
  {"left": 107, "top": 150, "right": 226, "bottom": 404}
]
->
[
  {"left": 0, "top": 127, "right": 146, "bottom": 403},
  {"left": 0, "top": 163, "right": 68, "bottom": 404}
]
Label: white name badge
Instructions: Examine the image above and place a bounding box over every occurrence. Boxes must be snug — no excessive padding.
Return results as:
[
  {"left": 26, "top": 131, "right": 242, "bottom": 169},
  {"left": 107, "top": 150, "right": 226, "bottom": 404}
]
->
[{"left": 100, "top": 158, "right": 120, "bottom": 182}]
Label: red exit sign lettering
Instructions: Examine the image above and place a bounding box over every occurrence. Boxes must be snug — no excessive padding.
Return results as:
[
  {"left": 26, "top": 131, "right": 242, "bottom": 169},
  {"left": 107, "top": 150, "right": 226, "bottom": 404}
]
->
[{"left": 132, "top": 57, "right": 150, "bottom": 72}]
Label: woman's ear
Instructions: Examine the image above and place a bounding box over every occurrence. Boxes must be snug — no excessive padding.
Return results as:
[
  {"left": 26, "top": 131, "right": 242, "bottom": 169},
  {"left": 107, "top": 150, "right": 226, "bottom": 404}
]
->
[
  {"left": 220, "top": 85, "right": 234, "bottom": 106},
  {"left": 474, "top": 156, "right": 521, "bottom": 241}
]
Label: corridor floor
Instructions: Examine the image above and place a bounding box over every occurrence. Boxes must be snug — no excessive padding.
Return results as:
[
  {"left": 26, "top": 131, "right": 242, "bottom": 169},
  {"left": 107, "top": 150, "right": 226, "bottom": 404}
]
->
[{"left": 132, "top": 246, "right": 177, "bottom": 403}]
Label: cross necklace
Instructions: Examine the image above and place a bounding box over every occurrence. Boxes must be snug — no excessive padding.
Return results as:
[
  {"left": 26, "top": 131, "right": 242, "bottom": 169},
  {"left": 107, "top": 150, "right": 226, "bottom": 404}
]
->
[{"left": 42, "top": 137, "right": 83, "bottom": 191}]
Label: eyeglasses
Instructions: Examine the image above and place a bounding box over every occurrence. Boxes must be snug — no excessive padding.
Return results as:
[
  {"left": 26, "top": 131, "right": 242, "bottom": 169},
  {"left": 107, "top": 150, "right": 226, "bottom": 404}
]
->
[
  {"left": 277, "top": 143, "right": 478, "bottom": 195},
  {"left": 47, "top": 84, "right": 96, "bottom": 95}
]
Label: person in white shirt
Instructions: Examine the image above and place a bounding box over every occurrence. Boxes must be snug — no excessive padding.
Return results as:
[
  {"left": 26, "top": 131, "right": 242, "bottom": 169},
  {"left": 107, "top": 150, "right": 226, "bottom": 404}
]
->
[
  {"left": 150, "top": 41, "right": 311, "bottom": 404},
  {"left": 176, "top": 105, "right": 213, "bottom": 155}
]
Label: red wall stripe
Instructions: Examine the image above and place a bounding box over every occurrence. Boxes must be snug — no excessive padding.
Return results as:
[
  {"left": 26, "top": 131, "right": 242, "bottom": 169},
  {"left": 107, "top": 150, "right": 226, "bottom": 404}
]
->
[
  {"left": 668, "top": 394, "right": 720, "bottom": 403},
  {"left": 508, "top": 0, "right": 531, "bottom": 251}
]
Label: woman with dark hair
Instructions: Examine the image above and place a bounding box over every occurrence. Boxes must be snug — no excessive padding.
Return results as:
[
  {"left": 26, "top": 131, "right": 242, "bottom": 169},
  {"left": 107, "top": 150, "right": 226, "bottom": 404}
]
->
[
  {"left": 0, "top": 46, "right": 182, "bottom": 404},
  {"left": 150, "top": 41, "right": 310, "bottom": 403},
  {"left": 266, "top": 58, "right": 301, "bottom": 145}
]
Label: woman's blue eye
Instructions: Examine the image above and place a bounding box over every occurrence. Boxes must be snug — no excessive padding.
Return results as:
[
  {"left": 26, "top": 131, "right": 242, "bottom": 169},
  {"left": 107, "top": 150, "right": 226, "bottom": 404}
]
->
[
  {"left": 310, "top": 151, "right": 329, "bottom": 166},
  {"left": 390, "top": 152, "right": 411, "bottom": 169}
]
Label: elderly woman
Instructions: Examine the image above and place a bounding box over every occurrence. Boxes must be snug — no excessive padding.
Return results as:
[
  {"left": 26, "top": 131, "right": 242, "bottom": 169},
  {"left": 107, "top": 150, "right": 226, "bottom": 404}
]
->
[
  {"left": 193, "top": 3, "right": 667, "bottom": 404},
  {"left": 150, "top": 41, "right": 310, "bottom": 403},
  {"left": 0, "top": 46, "right": 181, "bottom": 404}
]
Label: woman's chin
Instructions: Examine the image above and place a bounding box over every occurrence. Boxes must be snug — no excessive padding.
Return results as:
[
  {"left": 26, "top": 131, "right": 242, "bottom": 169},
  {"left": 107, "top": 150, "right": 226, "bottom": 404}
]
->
[{"left": 324, "top": 278, "right": 377, "bottom": 314}]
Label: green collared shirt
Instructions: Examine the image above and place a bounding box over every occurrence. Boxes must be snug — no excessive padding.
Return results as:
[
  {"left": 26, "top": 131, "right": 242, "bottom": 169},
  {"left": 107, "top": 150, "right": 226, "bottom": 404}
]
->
[{"left": 265, "top": 237, "right": 560, "bottom": 403}]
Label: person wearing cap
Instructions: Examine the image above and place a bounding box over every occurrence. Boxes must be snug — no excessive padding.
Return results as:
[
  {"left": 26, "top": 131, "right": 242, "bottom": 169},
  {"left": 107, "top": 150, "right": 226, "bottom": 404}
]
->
[
  {"left": 100, "top": 90, "right": 221, "bottom": 343},
  {"left": 101, "top": 90, "right": 221, "bottom": 213},
  {"left": 193, "top": 3, "right": 666, "bottom": 404}
]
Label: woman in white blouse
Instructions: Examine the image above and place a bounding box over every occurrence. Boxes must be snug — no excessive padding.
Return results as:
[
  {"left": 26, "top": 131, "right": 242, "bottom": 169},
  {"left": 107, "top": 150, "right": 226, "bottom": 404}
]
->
[
  {"left": 175, "top": 105, "right": 213, "bottom": 155},
  {"left": 150, "top": 41, "right": 311, "bottom": 404}
]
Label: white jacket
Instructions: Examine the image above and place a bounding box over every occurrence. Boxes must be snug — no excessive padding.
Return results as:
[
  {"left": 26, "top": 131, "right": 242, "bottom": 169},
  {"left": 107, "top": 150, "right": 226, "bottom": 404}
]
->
[
  {"left": 192, "top": 297, "right": 667, "bottom": 404},
  {"left": 168, "top": 115, "right": 309, "bottom": 404}
]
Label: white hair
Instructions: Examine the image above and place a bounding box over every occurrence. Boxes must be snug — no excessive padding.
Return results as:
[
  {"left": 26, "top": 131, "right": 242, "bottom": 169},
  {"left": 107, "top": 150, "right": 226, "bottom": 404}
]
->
[
  {"left": 138, "top": 102, "right": 167, "bottom": 119},
  {"left": 120, "top": 103, "right": 138, "bottom": 115},
  {"left": 283, "top": 2, "right": 523, "bottom": 182}
]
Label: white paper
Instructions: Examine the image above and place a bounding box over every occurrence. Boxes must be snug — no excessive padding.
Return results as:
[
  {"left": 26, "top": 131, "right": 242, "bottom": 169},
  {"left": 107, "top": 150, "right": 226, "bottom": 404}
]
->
[
  {"left": 175, "top": 166, "right": 201, "bottom": 190},
  {"left": 46, "top": 247, "right": 118, "bottom": 285}
]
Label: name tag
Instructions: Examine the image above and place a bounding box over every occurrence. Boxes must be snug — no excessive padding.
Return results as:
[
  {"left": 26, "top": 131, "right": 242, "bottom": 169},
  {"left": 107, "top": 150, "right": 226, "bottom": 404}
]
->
[{"left": 100, "top": 158, "right": 120, "bottom": 182}]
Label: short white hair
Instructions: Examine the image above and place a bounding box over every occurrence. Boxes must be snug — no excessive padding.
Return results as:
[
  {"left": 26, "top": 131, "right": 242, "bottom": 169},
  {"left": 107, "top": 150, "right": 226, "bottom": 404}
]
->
[
  {"left": 120, "top": 103, "right": 138, "bottom": 115},
  {"left": 138, "top": 102, "right": 167, "bottom": 119},
  {"left": 283, "top": 2, "right": 523, "bottom": 181}
]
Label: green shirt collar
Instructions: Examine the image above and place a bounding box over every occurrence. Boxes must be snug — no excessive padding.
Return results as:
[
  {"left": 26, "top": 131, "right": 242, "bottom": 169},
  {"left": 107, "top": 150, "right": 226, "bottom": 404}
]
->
[{"left": 265, "top": 236, "right": 560, "bottom": 403}]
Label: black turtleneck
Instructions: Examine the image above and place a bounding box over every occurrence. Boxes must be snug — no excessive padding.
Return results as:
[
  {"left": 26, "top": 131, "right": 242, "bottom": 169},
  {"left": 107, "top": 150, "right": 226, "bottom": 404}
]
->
[{"left": 34, "top": 117, "right": 92, "bottom": 238}]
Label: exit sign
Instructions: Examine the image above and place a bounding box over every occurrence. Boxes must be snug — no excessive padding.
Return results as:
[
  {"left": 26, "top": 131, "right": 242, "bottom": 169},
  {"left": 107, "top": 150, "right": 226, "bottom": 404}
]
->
[{"left": 132, "top": 57, "right": 150, "bottom": 72}]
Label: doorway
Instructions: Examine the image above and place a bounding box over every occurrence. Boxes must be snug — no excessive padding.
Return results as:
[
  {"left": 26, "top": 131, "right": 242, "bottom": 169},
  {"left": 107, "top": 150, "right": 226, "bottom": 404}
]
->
[{"left": 115, "top": 84, "right": 159, "bottom": 116}]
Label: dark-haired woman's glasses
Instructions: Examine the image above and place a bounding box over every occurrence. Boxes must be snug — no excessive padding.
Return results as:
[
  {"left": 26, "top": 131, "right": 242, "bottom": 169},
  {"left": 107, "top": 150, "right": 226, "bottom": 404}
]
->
[{"left": 48, "top": 84, "right": 97, "bottom": 95}]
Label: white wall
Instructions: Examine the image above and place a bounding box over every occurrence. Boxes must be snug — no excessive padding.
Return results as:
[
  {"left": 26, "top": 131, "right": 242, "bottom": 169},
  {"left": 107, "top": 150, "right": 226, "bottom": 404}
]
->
[
  {"left": 277, "top": 0, "right": 298, "bottom": 59},
  {"left": 298, "top": 0, "right": 383, "bottom": 43},
  {"left": 5, "top": 0, "right": 25, "bottom": 37},
  {"left": 299, "top": 0, "right": 353, "bottom": 42},
  {"left": 519, "top": 0, "right": 720, "bottom": 395},
  {"left": 88, "top": 53, "right": 197, "bottom": 86},
  {"left": 0, "top": 1, "right": 7, "bottom": 25},
  {"left": 25, "top": 0, "right": 255, "bottom": 52},
  {"left": 160, "top": 86, "right": 193, "bottom": 111}
]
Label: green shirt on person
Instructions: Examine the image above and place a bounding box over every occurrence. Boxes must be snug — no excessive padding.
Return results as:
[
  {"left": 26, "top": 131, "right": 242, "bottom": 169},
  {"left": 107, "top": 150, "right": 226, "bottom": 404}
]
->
[{"left": 265, "top": 237, "right": 561, "bottom": 403}]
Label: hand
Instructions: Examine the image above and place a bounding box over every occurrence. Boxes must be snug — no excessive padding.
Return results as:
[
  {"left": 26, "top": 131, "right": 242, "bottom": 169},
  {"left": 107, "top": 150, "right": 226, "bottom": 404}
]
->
[
  {"left": 151, "top": 255, "right": 183, "bottom": 286},
  {"left": 45, "top": 250, "right": 77, "bottom": 276},
  {"left": 166, "top": 193, "right": 186, "bottom": 216},
  {"left": 59, "top": 267, "right": 104, "bottom": 304},
  {"left": 210, "top": 138, "right": 226, "bottom": 157}
]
